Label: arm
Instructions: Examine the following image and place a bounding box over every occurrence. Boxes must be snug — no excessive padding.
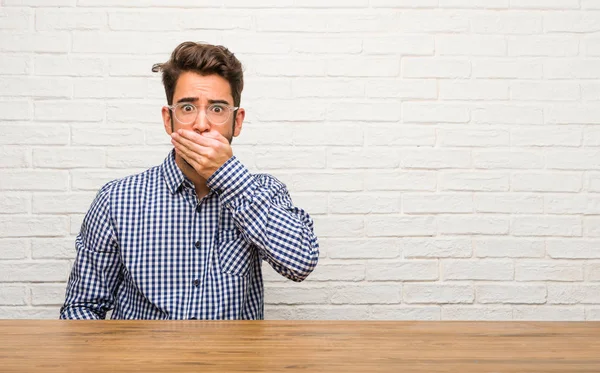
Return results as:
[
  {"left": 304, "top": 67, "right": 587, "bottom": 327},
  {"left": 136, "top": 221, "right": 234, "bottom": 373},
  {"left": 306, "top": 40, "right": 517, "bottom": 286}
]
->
[
  {"left": 208, "top": 156, "right": 319, "bottom": 282},
  {"left": 59, "top": 183, "right": 121, "bottom": 319}
]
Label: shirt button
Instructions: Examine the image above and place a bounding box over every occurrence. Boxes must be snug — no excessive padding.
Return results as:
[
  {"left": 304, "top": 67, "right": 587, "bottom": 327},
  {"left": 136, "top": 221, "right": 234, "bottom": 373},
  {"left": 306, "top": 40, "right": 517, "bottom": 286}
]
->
[
  {"left": 194, "top": 241, "right": 200, "bottom": 248},
  {"left": 193, "top": 279, "right": 200, "bottom": 287}
]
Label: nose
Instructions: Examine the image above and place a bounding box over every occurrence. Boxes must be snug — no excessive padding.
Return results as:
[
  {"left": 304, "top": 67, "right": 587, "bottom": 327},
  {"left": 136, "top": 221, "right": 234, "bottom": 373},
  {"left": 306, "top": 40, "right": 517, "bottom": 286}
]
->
[{"left": 192, "top": 108, "right": 210, "bottom": 133}]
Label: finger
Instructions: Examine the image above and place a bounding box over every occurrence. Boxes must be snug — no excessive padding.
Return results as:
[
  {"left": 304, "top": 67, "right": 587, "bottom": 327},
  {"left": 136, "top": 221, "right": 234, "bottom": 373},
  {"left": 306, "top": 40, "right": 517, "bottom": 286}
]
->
[
  {"left": 172, "top": 136, "right": 206, "bottom": 166},
  {"left": 202, "top": 129, "right": 228, "bottom": 144},
  {"left": 172, "top": 132, "right": 211, "bottom": 156},
  {"left": 177, "top": 129, "right": 218, "bottom": 147}
]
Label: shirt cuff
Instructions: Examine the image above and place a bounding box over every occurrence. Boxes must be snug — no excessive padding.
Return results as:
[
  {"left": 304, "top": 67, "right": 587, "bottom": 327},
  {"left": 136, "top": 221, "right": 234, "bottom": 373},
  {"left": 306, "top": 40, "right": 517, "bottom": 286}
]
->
[{"left": 207, "top": 156, "right": 256, "bottom": 206}]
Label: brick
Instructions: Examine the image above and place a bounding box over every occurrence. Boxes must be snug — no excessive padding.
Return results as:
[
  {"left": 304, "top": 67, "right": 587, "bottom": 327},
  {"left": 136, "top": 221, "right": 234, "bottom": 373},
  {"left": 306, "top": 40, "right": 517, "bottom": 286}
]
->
[
  {"left": 0, "top": 216, "right": 69, "bottom": 238},
  {"left": 548, "top": 284, "right": 600, "bottom": 304},
  {"left": 371, "top": 306, "right": 441, "bottom": 321},
  {"left": 510, "top": 0, "right": 579, "bottom": 8},
  {"left": 32, "top": 193, "right": 95, "bottom": 214},
  {"left": 396, "top": 11, "right": 469, "bottom": 32},
  {"left": 512, "top": 216, "right": 582, "bottom": 237},
  {"left": 80, "top": 0, "right": 217, "bottom": 6},
  {"left": 0, "top": 170, "right": 68, "bottom": 191},
  {"left": 0, "top": 8, "right": 32, "bottom": 31},
  {"left": 585, "top": 217, "right": 600, "bottom": 237},
  {"left": 0, "top": 101, "right": 31, "bottom": 120},
  {"left": 366, "top": 125, "right": 436, "bottom": 147},
  {"left": 513, "top": 306, "right": 584, "bottom": 321},
  {"left": 244, "top": 78, "right": 292, "bottom": 100},
  {"left": 438, "top": 215, "right": 510, "bottom": 235},
  {"left": 365, "top": 170, "right": 437, "bottom": 191},
  {"left": 326, "top": 57, "right": 399, "bottom": 77},
  {"left": 324, "top": 238, "right": 399, "bottom": 259},
  {"left": 440, "top": 80, "right": 508, "bottom": 100},
  {"left": 294, "top": 36, "right": 362, "bottom": 54},
  {"left": 36, "top": 9, "right": 106, "bottom": 30},
  {"left": 474, "top": 193, "right": 544, "bottom": 214},
  {"left": 0, "top": 261, "right": 70, "bottom": 282},
  {"left": 472, "top": 104, "right": 543, "bottom": 124},
  {"left": 265, "top": 285, "right": 329, "bottom": 305},
  {"left": 34, "top": 55, "right": 104, "bottom": 77},
  {"left": 269, "top": 172, "right": 360, "bottom": 193},
  {"left": 473, "top": 150, "right": 544, "bottom": 169},
  {"left": 0, "top": 32, "right": 70, "bottom": 52},
  {"left": 545, "top": 194, "right": 600, "bottom": 214},
  {"left": 109, "top": 56, "right": 159, "bottom": 77},
  {"left": 33, "top": 148, "right": 105, "bottom": 169},
  {"left": 511, "top": 127, "right": 582, "bottom": 147},
  {"left": 516, "top": 261, "right": 583, "bottom": 282},
  {"left": 403, "top": 193, "right": 473, "bottom": 214},
  {"left": 106, "top": 148, "right": 170, "bottom": 169},
  {"left": 265, "top": 305, "right": 370, "bottom": 320},
  {"left": 546, "top": 150, "right": 600, "bottom": 170},
  {"left": 255, "top": 14, "right": 328, "bottom": 32},
  {"left": 443, "top": 306, "right": 512, "bottom": 320},
  {"left": 0, "top": 307, "right": 59, "bottom": 319},
  {"left": 74, "top": 78, "right": 151, "bottom": 99},
  {"left": 437, "top": 35, "right": 506, "bottom": 56},
  {"left": 439, "top": 0, "right": 508, "bottom": 7},
  {"left": 328, "top": 148, "right": 398, "bottom": 169},
  {"left": 0, "top": 77, "right": 72, "bottom": 98},
  {"left": 545, "top": 59, "right": 600, "bottom": 79},
  {"left": 331, "top": 285, "right": 400, "bottom": 304},
  {"left": 0, "top": 55, "right": 32, "bottom": 75},
  {"left": 71, "top": 124, "right": 145, "bottom": 146},
  {"left": 365, "top": 79, "right": 436, "bottom": 99},
  {"left": 472, "top": 58, "right": 543, "bottom": 79},
  {"left": 70, "top": 169, "right": 142, "bottom": 191},
  {"left": 404, "top": 284, "right": 474, "bottom": 304},
  {"left": 548, "top": 239, "right": 600, "bottom": 259},
  {"left": 0, "top": 239, "right": 29, "bottom": 259},
  {"left": 288, "top": 192, "right": 328, "bottom": 215},
  {"left": 470, "top": 13, "right": 542, "bottom": 34},
  {"left": 366, "top": 260, "right": 438, "bottom": 281},
  {"left": 478, "top": 284, "right": 546, "bottom": 304},
  {"left": 72, "top": 31, "right": 200, "bottom": 54},
  {"left": 511, "top": 82, "right": 580, "bottom": 101},
  {"left": 254, "top": 99, "right": 326, "bottom": 121},
  {"left": 588, "top": 172, "right": 600, "bottom": 192},
  {"left": 312, "top": 216, "right": 363, "bottom": 238},
  {"left": 328, "top": 13, "right": 398, "bottom": 33},
  {"left": 440, "top": 171, "right": 510, "bottom": 192},
  {"left": 366, "top": 216, "right": 436, "bottom": 237},
  {"left": 293, "top": 78, "right": 363, "bottom": 98},
  {"left": 583, "top": 83, "right": 600, "bottom": 101},
  {"left": 402, "top": 58, "right": 471, "bottom": 78},
  {"left": 30, "top": 284, "right": 67, "bottom": 306},
  {"left": 545, "top": 12, "right": 600, "bottom": 33},
  {"left": 329, "top": 193, "right": 401, "bottom": 214},
  {"left": 222, "top": 34, "right": 292, "bottom": 54},
  {"left": 443, "top": 259, "right": 513, "bottom": 281},
  {"left": 371, "top": 0, "right": 437, "bottom": 7},
  {"left": 439, "top": 128, "right": 510, "bottom": 147},
  {"left": 35, "top": 101, "right": 104, "bottom": 122},
  {"left": 31, "top": 238, "right": 75, "bottom": 259},
  {"left": 0, "top": 286, "right": 27, "bottom": 306},
  {"left": 586, "top": 263, "right": 600, "bottom": 281},
  {"left": 304, "top": 263, "right": 365, "bottom": 282},
  {"left": 5, "top": 0, "right": 74, "bottom": 4},
  {"left": 588, "top": 308, "right": 600, "bottom": 320},
  {"left": 0, "top": 193, "right": 30, "bottom": 214},
  {"left": 512, "top": 172, "right": 582, "bottom": 192},
  {"left": 297, "top": 0, "right": 369, "bottom": 6},
  {"left": 363, "top": 35, "right": 434, "bottom": 55},
  {"left": 402, "top": 238, "right": 472, "bottom": 258},
  {"left": 508, "top": 36, "right": 579, "bottom": 56},
  {"left": 403, "top": 103, "right": 469, "bottom": 123},
  {"left": 327, "top": 102, "right": 401, "bottom": 122},
  {"left": 474, "top": 238, "right": 545, "bottom": 258},
  {"left": 106, "top": 102, "right": 157, "bottom": 123},
  {"left": 292, "top": 123, "right": 363, "bottom": 146},
  {"left": 583, "top": 0, "right": 600, "bottom": 8},
  {"left": 70, "top": 214, "right": 85, "bottom": 235},
  {"left": 255, "top": 148, "right": 326, "bottom": 170},
  {"left": 0, "top": 146, "right": 29, "bottom": 168},
  {"left": 0, "top": 124, "right": 69, "bottom": 146}
]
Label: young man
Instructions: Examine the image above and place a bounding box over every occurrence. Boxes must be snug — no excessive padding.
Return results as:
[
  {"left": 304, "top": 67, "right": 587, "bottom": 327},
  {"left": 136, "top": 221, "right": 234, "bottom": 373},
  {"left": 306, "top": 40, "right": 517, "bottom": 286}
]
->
[{"left": 60, "top": 42, "right": 319, "bottom": 320}]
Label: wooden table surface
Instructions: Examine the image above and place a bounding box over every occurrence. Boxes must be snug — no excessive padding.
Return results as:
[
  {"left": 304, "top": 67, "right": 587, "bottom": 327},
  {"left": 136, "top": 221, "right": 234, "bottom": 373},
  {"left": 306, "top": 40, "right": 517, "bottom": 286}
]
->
[{"left": 1, "top": 320, "right": 599, "bottom": 372}]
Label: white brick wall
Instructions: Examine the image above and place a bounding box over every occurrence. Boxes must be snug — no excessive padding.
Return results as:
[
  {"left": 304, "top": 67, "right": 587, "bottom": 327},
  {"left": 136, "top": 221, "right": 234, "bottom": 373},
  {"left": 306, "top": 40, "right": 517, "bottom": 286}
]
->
[{"left": 1, "top": 0, "right": 599, "bottom": 321}]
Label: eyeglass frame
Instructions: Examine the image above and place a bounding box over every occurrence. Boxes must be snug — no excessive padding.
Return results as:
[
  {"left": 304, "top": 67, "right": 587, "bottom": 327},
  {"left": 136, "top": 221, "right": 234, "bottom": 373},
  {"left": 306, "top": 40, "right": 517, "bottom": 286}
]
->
[{"left": 166, "top": 102, "right": 240, "bottom": 125}]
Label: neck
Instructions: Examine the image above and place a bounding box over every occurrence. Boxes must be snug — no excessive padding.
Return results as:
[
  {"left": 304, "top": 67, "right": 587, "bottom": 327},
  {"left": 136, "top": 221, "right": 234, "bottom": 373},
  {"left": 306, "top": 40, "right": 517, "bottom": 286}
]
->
[{"left": 174, "top": 153, "right": 210, "bottom": 199}]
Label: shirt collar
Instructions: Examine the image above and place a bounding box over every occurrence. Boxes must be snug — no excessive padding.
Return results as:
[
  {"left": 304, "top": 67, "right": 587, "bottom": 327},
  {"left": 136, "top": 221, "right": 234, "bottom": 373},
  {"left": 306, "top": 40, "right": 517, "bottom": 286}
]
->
[{"left": 161, "top": 149, "right": 193, "bottom": 194}]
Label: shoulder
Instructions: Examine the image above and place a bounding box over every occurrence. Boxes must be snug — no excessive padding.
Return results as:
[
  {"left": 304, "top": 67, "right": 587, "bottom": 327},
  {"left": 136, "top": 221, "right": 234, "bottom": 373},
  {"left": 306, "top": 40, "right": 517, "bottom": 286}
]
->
[{"left": 94, "top": 165, "right": 161, "bottom": 202}]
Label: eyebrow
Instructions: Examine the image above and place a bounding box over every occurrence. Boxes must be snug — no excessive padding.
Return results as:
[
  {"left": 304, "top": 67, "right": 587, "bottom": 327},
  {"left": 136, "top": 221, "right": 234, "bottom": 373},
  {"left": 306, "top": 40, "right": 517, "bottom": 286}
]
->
[{"left": 176, "top": 97, "right": 232, "bottom": 106}]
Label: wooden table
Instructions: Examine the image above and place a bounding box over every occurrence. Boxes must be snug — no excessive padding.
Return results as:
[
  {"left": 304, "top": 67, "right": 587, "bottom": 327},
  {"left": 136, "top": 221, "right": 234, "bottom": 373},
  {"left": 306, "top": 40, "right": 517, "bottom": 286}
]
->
[{"left": 1, "top": 320, "right": 599, "bottom": 372}]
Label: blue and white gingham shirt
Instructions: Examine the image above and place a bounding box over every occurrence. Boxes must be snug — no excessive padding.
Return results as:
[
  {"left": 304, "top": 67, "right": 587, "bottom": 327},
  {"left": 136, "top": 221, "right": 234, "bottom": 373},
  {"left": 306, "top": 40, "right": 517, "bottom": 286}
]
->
[{"left": 60, "top": 150, "right": 319, "bottom": 320}]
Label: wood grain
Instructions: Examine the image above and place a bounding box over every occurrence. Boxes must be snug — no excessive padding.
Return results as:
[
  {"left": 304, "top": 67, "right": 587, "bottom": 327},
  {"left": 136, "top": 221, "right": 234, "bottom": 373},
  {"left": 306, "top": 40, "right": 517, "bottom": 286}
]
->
[{"left": 1, "top": 320, "right": 599, "bottom": 372}]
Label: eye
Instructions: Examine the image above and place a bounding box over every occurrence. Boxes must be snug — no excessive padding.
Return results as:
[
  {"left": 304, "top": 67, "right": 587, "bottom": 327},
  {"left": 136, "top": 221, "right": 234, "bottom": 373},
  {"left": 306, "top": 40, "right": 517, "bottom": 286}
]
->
[
  {"left": 180, "top": 104, "right": 196, "bottom": 113},
  {"left": 209, "top": 104, "right": 226, "bottom": 114}
]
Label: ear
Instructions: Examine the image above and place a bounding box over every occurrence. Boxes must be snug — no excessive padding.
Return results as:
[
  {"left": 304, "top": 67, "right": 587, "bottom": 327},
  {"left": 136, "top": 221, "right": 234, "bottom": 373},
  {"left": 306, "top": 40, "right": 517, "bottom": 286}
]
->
[
  {"left": 233, "top": 108, "right": 245, "bottom": 138},
  {"left": 162, "top": 106, "right": 173, "bottom": 135}
]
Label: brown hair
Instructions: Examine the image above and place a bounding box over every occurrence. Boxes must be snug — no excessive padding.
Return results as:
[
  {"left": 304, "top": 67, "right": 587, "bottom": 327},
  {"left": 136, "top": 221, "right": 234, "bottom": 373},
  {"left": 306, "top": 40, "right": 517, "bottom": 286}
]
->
[{"left": 152, "top": 41, "right": 244, "bottom": 107}]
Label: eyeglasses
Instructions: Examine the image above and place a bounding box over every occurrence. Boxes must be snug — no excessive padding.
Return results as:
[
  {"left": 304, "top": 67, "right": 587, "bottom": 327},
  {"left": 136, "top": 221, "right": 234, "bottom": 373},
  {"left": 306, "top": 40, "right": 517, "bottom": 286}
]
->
[{"left": 167, "top": 102, "right": 239, "bottom": 125}]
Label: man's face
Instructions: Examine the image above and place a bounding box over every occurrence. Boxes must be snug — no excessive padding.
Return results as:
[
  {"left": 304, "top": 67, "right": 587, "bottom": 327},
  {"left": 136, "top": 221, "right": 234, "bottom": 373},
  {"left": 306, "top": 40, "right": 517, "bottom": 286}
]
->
[{"left": 162, "top": 71, "right": 244, "bottom": 144}]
